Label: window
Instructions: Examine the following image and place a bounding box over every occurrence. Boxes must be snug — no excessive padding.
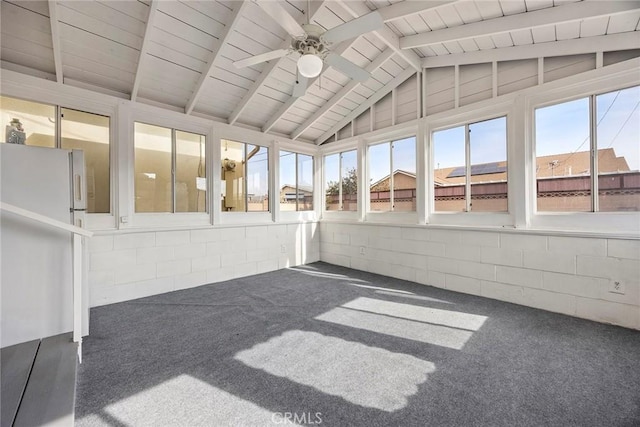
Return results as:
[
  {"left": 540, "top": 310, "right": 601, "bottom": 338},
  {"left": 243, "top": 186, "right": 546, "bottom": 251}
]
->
[
  {"left": 1, "top": 96, "right": 55, "bottom": 147},
  {"left": 280, "top": 151, "right": 314, "bottom": 211},
  {"left": 1, "top": 96, "right": 111, "bottom": 213},
  {"left": 535, "top": 86, "right": 639, "bottom": 212},
  {"left": 221, "top": 139, "right": 269, "bottom": 212},
  {"left": 61, "top": 108, "right": 110, "bottom": 214},
  {"left": 324, "top": 149, "right": 357, "bottom": 211},
  {"left": 369, "top": 136, "right": 417, "bottom": 212},
  {"left": 433, "top": 117, "right": 507, "bottom": 212},
  {"left": 134, "top": 123, "right": 206, "bottom": 213}
]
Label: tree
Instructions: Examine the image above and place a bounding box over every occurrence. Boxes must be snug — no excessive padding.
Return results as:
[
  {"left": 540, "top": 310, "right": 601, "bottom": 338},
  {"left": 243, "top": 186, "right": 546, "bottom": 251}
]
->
[{"left": 326, "top": 167, "right": 357, "bottom": 195}]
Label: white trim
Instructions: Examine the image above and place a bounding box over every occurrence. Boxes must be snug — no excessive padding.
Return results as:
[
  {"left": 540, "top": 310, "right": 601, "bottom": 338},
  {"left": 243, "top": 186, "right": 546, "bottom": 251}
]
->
[
  {"left": 131, "top": 1, "right": 158, "bottom": 101},
  {"left": 0, "top": 202, "right": 93, "bottom": 237},
  {"left": 422, "top": 33, "right": 640, "bottom": 68},
  {"left": 186, "top": 1, "right": 248, "bottom": 115},
  {"left": 47, "top": 0, "right": 63, "bottom": 83},
  {"left": 404, "top": 1, "right": 640, "bottom": 50},
  {"left": 376, "top": 1, "right": 457, "bottom": 22},
  {"left": 335, "top": 0, "right": 422, "bottom": 72}
]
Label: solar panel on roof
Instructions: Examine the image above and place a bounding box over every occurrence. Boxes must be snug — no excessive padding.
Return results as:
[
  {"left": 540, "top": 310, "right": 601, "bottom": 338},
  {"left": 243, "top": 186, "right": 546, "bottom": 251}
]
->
[{"left": 447, "top": 162, "right": 506, "bottom": 178}]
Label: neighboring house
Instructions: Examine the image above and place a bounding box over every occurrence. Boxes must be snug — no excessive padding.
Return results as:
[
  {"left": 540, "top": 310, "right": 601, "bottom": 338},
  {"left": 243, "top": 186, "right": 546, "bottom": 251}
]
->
[
  {"left": 280, "top": 184, "right": 313, "bottom": 211},
  {"left": 367, "top": 148, "right": 638, "bottom": 212}
]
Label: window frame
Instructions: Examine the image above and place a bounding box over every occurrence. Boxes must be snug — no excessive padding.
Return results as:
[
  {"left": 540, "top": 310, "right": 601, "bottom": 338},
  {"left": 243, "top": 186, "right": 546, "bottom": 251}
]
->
[
  {"left": 320, "top": 139, "right": 359, "bottom": 220},
  {"left": 527, "top": 71, "right": 640, "bottom": 233},
  {"left": 365, "top": 134, "right": 419, "bottom": 221},
  {"left": 219, "top": 138, "right": 270, "bottom": 214},
  {"left": 426, "top": 100, "right": 515, "bottom": 227},
  {"left": 279, "top": 150, "right": 315, "bottom": 212},
  {"left": 0, "top": 94, "right": 115, "bottom": 229},
  {"left": 133, "top": 122, "right": 208, "bottom": 215},
  {"left": 533, "top": 86, "right": 639, "bottom": 214},
  {"left": 129, "top": 109, "right": 212, "bottom": 229}
]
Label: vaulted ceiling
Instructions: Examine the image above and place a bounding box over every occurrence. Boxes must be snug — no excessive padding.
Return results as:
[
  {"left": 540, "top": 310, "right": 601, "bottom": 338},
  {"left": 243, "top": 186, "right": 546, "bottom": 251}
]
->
[{"left": 1, "top": 0, "right": 639, "bottom": 144}]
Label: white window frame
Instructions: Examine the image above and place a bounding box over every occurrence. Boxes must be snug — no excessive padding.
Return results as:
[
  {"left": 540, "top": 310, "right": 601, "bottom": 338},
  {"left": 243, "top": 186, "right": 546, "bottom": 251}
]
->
[
  {"left": 128, "top": 106, "right": 213, "bottom": 229},
  {"left": 364, "top": 131, "right": 419, "bottom": 224},
  {"left": 278, "top": 139, "right": 318, "bottom": 223},
  {"left": 426, "top": 99, "right": 515, "bottom": 228},
  {"left": 216, "top": 125, "right": 274, "bottom": 226},
  {"left": 526, "top": 65, "right": 640, "bottom": 234},
  {"left": 0, "top": 88, "right": 117, "bottom": 230},
  {"left": 320, "top": 139, "right": 360, "bottom": 221}
]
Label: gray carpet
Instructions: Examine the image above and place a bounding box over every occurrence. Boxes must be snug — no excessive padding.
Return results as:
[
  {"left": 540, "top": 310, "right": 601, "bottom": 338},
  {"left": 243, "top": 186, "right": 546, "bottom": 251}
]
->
[{"left": 76, "top": 262, "right": 640, "bottom": 426}]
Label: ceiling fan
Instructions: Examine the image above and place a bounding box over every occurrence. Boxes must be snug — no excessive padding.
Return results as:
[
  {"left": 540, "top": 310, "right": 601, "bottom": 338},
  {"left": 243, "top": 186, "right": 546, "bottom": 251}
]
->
[{"left": 233, "top": 0, "right": 384, "bottom": 97}]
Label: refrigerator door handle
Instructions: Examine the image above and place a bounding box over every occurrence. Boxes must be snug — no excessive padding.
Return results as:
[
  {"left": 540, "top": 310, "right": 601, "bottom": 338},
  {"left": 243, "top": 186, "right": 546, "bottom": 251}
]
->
[{"left": 75, "top": 174, "right": 82, "bottom": 202}]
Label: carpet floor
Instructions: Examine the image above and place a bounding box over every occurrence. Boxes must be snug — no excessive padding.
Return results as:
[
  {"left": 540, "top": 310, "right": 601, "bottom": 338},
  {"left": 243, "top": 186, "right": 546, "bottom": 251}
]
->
[{"left": 76, "top": 262, "right": 640, "bottom": 426}]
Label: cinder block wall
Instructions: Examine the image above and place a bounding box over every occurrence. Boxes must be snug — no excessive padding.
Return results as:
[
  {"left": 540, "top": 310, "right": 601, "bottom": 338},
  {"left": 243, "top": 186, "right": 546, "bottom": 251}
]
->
[
  {"left": 320, "top": 222, "right": 640, "bottom": 330},
  {"left": 88, "top": 223, "right": 319, "bottom": 306}
]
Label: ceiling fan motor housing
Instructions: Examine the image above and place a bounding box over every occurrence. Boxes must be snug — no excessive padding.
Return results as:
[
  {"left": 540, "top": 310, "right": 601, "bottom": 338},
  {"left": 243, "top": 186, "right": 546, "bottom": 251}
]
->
[{"left": 293, "top": 24, "right": 329, "bottom": 58}]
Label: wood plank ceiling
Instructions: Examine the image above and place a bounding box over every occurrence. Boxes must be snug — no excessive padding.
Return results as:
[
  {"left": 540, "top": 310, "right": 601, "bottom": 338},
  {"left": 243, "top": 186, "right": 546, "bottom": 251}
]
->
[{"left": 1, "top": 0, "right": 639, "bottom": 144}]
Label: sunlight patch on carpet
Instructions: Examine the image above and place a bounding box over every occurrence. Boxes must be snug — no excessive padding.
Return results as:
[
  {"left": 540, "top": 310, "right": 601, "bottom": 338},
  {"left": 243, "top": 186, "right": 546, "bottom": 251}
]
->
[{"left": 234, "top": 330, "right": 434, "bottom": 412}]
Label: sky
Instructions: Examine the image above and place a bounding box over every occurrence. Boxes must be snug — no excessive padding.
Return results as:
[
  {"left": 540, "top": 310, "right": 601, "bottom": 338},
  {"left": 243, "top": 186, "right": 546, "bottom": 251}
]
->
[{"left": 535, "top": 86, "right": 640, "bottom": 170}]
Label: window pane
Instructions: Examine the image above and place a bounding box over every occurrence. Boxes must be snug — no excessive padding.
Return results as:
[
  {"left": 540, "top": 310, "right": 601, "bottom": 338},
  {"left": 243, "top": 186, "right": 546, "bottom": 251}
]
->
[
  {"left": 247, "top": 144, "right": 269, "bottom": 212},
  {"left": 279, "top": 150, "right": 296, "bottom": 212},
  {"left": 341, "top": 150, "right": 358, "bottom": 211},
  {"left": 134, "top": 123, "right": 172, "bottom": 213},
  {"left": 325, "top": 153, "right": 340, "bottom": 211},
  {"left": 433, "top": 126, "right": 465, "bottom": 212},
  {"left": 175, "top": 130, "right": 206, "bottom": 213},
  {"left": 221, "top": 139, "right": 245, "bottom": 212},
  {"left": 61, "top": 108, "right": 110, "bottom": 214},
  {"left": 596, "top": 86, "right": 640, "bottom": 212},
  {"left": 392, "top": 136, "right": 417, "bottom": 212},
  {"left": 297, "top": 153, "right": 314, "bottom": 211},
  {"left": 1, "top": 96, "right": 55, "bottom": 147},
  {"left": 369, "top": 142, "right": 391, "bottom": 212},
  {"left": 469, "top": 117, "right": 507, "bottom": 212},
  {"left": 535, "top": 98, "right": 591, "bottom": 212}
]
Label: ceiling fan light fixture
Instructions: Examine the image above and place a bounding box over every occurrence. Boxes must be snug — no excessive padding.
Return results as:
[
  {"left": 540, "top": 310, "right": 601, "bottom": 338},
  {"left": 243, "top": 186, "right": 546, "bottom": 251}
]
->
[{"left": 297, "top": 54, "right": 323, "bottom": 78}]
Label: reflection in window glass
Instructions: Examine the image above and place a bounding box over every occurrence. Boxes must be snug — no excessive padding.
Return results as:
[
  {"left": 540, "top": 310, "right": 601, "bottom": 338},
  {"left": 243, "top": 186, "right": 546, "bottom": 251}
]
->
[
  {"left": 535, "top": 98, "right": 591, "bottom": 212},
  {"left": 221, "top": 139, "right": 245, "bottom": 211},
  {"left": 221, "top": 140, "right": 269, "bottom": 212},
  {"left": 297, "top": 153, "right": 314, "bottom": 211},
  {"left": 134, "top": 123, "right": 172, "bottom": 213},
  {"left": 61, "top": 108, "right": 110, "bottom": 214},
  {"left": 369, "top": 142, "right": 391, "bottom": 212},
  {"left": 469, "top": 117, "right": 507, "bottom": 212},
  {"left": 1, "top": 96, "right": 55, "bottom": 147},
  {"left": 175, "top": 130, "right": 206, "bottom": 213},
  {"left": 433, "top": 126, "right": 466, "bottom": 212},
  {"left": 280, "top": 151, "right": 297, "bottom": 212},
  {"left": 324, "top": 153, "right": 340, "bottom": 211},
  {"left": 280, "top": 151, "right": 314, "bottom": 212},
  {"left": 596, "top": 86, "right": 640, "bottom": 212},
  {"left": 392, "top": 137, "right": 417, "bottom": 212},
  {"left": 247, "top": 144, "right": 269, "bottom": 212},
  {"left": 341, "top": 150, "right": 358, "bottom": 212}
]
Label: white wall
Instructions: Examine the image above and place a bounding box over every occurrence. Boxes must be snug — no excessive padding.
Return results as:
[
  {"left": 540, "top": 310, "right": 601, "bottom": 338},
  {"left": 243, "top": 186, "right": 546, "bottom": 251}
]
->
[
  {"left": 88, "top": 223, "right": 319, "bottom": 306},
  {"left": 320, "top": 222, "right": 640, "bottom": 330}
]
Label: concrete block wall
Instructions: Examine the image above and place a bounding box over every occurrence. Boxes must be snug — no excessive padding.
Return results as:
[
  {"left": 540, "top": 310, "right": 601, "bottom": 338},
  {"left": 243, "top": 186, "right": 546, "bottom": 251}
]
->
[
  {"left": 88, "top": 223, "right": 319, "bottom": 306},
  {"left": 320, "top": 222, "right": 640, "bottom": 330}
]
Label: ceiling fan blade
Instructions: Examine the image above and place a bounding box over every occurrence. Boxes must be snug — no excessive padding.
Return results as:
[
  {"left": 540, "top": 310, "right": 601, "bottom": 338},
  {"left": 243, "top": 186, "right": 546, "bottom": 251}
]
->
[
  {"left": 293, "top": 72, "right": 309, "bottom": 98},
  {"left": 255, "top": 0, "right": 306, "bottom": 39},
  {"left": 325, "top": 53, "right": 370, "bottom": 82},
  {"left": 323, "top": 11, "right": 383, "bottom": 44},
  {"left": 233, "top": 49, "right": 289, "bottom": 68}
]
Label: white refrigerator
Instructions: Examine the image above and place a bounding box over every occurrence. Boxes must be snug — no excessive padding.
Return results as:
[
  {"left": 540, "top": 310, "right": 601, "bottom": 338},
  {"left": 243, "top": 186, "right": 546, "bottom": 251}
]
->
[{"left": 1, "top": 143, "right": 88, "bottom": 348}]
